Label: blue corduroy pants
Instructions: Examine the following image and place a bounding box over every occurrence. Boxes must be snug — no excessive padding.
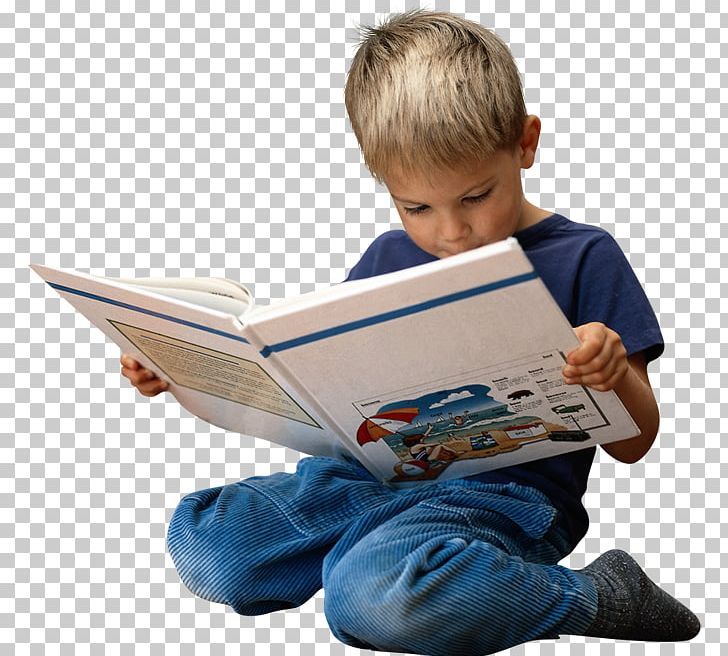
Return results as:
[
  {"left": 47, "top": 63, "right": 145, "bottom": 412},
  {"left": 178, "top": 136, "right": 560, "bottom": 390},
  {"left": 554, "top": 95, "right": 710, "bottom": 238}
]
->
[{"left": 167, "top": 456, "right": 599, "bottom": 655}]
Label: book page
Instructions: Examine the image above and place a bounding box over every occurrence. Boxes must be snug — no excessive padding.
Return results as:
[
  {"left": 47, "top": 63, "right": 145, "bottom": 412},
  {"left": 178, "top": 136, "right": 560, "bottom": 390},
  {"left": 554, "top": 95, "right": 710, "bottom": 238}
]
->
[
  {"left": 30, "top": 264, "right": 348, "bottom": 459},
  {"left": 110, "top": 321, "right": 319, "bottom": 428},
  {"left": 113, "top": 276, "right": 253, "bottom": 315},
  {"left": 352, "top": 350, "right": 616, "bottom": 484}
]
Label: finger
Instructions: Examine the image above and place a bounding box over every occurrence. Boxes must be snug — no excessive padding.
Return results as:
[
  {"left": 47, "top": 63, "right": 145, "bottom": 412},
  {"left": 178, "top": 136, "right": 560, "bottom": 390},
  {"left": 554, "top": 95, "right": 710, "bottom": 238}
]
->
[
  {"left": 120, "top": 354, "right": 139, "bottom": 369},
  {"left": 122, "top": 367, "right": 158, "bottom": 386},
  {"left": 565, "top": 357, "right": 629, "bottom": 391},
  {"left": 566, "top": 333, "right": 605, "bottom": 366},
  {"left": 136, "top": 378, "right": 168, "bottom": 396},
  {"left": 121, "top": 365, "right": 145, "bottom": 382},
  {"left": 120, "top": 366, "right": 137, "bottom": 382},
  {"left": 567, "top": 365, "right": 616, "bottom": 388},
  {"left": 578, "top": 367, "right": 627, "bottom": 392},
  {"left": 564, "top": 359, "right": 617, "bottom": 386},
  {"left": 564, "top": 337, "right": 615, "bottom": 378}
]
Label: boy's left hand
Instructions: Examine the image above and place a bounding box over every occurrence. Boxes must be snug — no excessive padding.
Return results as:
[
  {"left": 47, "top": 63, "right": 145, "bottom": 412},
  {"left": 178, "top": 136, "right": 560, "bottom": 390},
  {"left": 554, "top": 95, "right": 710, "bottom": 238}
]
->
[{"left": 562, "top": 322, "right": 629, "bottom": 392}]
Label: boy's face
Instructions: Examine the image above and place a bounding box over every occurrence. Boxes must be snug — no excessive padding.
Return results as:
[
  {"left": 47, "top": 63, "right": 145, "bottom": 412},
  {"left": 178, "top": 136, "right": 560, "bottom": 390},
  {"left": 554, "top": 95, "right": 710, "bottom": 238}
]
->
[{"left": 384, "top": 142, "right": 544, "bottom": 259}]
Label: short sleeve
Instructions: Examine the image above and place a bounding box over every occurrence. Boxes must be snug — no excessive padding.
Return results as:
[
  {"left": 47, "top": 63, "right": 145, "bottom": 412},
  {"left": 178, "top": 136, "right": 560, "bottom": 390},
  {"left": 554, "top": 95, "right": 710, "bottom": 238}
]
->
[{"left": 574, "top": 234, "right": 664, "bottom": 364}]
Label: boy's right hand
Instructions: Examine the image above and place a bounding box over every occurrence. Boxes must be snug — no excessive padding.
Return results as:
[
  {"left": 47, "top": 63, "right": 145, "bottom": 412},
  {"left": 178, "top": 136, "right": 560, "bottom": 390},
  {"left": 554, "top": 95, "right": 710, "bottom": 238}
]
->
[{"left": 120, "top": 353, "right": 169, "bottom": 397}]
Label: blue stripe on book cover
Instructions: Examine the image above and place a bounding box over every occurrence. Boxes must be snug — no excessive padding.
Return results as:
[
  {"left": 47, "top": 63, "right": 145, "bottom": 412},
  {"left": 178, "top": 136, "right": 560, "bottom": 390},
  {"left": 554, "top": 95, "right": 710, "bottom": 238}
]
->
[
  {"left": 49, "top": 270, "right": 538, "bottom": 357},
  {"left": 258, "top": 271, "right": 538, "bottom": 357},
  {"left": 47, "top": 282, "right": 252, "bottom": 345}
]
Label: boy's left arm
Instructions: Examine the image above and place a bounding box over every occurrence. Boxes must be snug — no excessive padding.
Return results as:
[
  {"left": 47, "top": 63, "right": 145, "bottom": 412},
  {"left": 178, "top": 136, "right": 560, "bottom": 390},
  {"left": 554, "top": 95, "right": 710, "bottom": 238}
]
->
[{"left": 562, "top": 322, "right": 660, "bottom": 464}]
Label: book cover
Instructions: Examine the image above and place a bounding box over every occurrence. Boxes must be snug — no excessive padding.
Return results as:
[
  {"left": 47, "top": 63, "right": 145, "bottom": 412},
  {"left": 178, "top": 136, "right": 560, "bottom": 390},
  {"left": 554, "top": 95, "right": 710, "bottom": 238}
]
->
[{"left": 31, "top": 237, "right": 639, "bottom": 485}]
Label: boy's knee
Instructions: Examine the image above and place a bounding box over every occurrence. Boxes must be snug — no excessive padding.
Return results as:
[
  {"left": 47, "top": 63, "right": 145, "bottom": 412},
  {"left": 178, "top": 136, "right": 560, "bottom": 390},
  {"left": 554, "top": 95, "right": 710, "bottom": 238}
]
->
[
  {"left": 324, "top": 534, "right": 525, "bottom": 655},
  {"left": 167, "top": 485, "right": 251, "bottom": 611},
  {"left": 167, "top": 482, "right": 316, "bottom": 615},
  {"left": 324, "top": 536, "right": 494, "bottom": 654},
  {"left": 324, "top": 558, "right": 409, "bottom": 652}
]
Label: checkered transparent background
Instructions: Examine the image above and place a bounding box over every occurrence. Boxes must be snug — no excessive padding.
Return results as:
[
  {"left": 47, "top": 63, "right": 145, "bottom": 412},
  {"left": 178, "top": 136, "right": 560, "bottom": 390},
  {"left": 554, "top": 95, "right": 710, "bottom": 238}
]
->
[{"left": 4, "top": 1, "right": 725, "bottom": 654}]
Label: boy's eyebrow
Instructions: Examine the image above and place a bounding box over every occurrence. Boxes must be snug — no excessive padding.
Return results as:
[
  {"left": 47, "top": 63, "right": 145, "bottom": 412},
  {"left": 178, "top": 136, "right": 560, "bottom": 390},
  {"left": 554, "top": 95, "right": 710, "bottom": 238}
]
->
[{"left": 391, "top": 176, "right": 496, "bottom": 205}]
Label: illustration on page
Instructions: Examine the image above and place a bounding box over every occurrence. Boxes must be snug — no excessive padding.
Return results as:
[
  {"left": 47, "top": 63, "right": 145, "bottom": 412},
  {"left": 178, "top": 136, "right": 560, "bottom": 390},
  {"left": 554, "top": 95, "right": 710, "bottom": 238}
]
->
[{"left": 354, "top": 350, "right": 607, "bottom": 483}]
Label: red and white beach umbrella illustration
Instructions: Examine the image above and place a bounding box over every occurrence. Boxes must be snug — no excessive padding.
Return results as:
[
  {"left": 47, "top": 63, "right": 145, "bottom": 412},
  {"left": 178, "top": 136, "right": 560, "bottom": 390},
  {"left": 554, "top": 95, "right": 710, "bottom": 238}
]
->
[{"left": 356, "top": 407, "right": 421, "bottom": 445}]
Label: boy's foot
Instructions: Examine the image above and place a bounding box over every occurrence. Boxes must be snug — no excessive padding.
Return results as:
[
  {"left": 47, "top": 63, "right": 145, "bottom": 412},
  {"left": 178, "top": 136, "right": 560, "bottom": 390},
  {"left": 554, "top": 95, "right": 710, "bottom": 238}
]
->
[{"left": 578, "top": 549, "right": 701, "bottom": 642}]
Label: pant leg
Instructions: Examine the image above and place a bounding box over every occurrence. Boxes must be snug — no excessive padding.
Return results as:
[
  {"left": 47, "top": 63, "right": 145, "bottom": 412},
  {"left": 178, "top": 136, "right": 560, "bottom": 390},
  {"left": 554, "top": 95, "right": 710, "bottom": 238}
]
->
[
  {"left": 322, "top": 481, "right": 599, "bottom": 656},
  {"left": 166, "top": 456, "right": 395, "bottom": 615}
]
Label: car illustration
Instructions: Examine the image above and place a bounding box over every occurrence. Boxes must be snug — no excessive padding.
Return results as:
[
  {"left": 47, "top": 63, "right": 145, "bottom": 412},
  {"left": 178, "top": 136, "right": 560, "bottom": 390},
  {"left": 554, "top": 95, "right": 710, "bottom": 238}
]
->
[
  {"left": 548, "top": 430, "right": 590, "bottom": 442},
  {"left": 507, "top": 389, "right": 534, "bottom": 400},
  {"left": 551, "top": 403, "right": 586, "bottom": 414}
]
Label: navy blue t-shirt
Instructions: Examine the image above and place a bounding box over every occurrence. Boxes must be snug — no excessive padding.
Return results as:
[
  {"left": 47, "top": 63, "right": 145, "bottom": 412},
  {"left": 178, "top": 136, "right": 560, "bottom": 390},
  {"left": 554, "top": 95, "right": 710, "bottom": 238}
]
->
[{"left": 345, "top": 213, "right": 664, "bottom": 545}]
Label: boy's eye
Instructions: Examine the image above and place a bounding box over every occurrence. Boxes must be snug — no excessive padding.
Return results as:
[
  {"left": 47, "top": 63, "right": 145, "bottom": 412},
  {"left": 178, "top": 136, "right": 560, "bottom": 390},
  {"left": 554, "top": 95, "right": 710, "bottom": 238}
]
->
[
  {"left": 463, "top": 190, "right": 492, "bottom": 204},
  {"left": 403, "top": 205, "right": 429, "bottom": 215},
  {"left": 402, "top": 189, "right": 492, "bottom": 215}
]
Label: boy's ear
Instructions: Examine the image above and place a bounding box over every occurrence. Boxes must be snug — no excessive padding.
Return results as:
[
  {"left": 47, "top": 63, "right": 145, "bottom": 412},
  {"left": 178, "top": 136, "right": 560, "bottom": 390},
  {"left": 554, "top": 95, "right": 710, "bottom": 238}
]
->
[{"left": 518, "top": 115, "right": 541, "bottom": 168}]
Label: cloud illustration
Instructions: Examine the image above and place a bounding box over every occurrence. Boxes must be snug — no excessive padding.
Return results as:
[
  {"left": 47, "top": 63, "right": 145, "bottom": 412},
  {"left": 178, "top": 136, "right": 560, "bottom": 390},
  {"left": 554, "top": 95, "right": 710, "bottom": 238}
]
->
[{"left": 429, "top": 390, "right": 475, "bottom": 409}]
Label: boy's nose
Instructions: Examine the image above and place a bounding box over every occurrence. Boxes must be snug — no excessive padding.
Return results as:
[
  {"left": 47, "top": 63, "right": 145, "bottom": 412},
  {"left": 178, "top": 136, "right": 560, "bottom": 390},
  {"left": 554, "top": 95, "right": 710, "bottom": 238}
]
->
[{"left": 438, "top": 212, "right": 472, "bottom": 243}]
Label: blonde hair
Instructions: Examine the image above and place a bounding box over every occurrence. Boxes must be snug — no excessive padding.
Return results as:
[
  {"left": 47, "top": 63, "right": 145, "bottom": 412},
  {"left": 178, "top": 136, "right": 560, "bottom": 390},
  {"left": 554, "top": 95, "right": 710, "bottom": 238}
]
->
[{"left": 345, "top": 10, "right": 527, "bottom": 183}]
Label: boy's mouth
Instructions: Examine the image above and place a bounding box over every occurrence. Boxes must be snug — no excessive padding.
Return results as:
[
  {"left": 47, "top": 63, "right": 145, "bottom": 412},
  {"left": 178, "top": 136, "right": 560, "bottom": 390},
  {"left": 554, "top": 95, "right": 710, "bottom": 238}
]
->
[{"left": 438, "top": 242, "right": 490, "bottom": 258}]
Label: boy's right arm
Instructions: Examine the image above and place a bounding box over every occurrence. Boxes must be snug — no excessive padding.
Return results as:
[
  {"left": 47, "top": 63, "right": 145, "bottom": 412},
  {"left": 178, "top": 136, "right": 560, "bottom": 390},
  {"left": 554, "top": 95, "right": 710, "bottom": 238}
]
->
[{"left": 120, "top": 353, "right": 169, "bottom": 397}]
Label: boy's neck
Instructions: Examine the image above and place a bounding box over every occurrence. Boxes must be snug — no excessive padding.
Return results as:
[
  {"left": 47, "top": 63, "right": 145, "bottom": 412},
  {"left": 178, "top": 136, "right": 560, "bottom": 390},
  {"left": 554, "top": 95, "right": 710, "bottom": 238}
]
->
[{"left": 518, "top": 200, "right": 553, "bottom": 233}]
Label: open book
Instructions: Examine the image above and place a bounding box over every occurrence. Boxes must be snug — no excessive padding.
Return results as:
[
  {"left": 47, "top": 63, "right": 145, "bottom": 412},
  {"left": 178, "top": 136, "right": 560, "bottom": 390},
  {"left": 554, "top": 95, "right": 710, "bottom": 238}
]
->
[{"left": 31, "top": 238, "right": 638, "bottom": 486}]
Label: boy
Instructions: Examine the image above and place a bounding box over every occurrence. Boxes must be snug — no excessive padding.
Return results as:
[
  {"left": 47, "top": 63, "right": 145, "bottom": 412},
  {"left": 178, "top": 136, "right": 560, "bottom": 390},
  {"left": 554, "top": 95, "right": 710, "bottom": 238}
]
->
[{"left": 121, "top": 11, "right": 700, "bottom": 655}]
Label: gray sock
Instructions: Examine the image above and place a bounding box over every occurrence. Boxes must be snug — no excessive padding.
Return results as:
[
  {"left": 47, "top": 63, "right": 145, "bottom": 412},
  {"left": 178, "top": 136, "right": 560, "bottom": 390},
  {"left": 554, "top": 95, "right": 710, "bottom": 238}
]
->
[{"left": 578, "top": 549, "right": 701, "bottom": 642}]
